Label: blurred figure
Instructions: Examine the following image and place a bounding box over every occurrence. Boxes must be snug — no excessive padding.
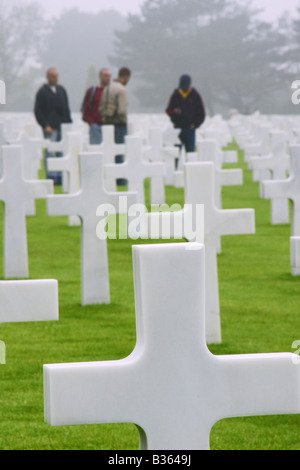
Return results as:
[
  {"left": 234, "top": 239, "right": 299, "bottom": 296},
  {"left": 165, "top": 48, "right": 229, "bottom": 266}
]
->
[
  {"left": 166, "top": 74, "right": 205, "bottom": 153},
  {"left": 100, "top": 66, "right": 131, "bottom": 185},
  {"left": 81, "top": 68, "right": 111, "bottom": 145},
  {"left": 34, "top": 68, "right": 72, "bottom": 184}
]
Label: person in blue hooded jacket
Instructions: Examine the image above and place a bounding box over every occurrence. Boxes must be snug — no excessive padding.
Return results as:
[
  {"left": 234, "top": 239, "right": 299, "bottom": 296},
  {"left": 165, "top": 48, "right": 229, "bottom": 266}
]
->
[{"left": 166, "top": 74, "right": 206, "bottom": 153}]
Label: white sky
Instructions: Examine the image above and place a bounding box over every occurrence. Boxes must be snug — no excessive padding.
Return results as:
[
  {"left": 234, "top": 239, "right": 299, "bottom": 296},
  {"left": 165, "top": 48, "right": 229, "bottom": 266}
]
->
[{"left": 16, "top": 0, "right": 300, "bottom": 21}]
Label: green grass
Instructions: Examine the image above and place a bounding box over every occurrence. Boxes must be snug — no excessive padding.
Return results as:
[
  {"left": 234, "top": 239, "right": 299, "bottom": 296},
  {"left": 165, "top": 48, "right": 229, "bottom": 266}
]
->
[{"left": 0, "top": 143, "right": 300, "bottom": 450}]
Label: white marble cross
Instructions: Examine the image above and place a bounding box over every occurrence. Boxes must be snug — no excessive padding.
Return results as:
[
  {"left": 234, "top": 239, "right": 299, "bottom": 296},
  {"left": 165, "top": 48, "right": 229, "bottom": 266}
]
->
[
  {"left": 146, "top": 162, "right": 255, "bottom": 344},
  {"left": 0, "top": 280, "right": 59, "bottom": 323},
  {"left": 249, "top": 131, "right": 290, "bottom": 225},
  {"left": 46, "top": 123, "right": 73, "bottom": 191},
  {"left": 261, "top": 145, "right": 300, "bottom": 236},
  {"left": 4, "top": 131, "right": 44, "bottom": 216},
  {"left": 46, "top": 123, "right": 73, "bottom": 154},
  {"left": 105, "top": 136, "right": 166, "bottom": 205},
  {"left": 186, "top": 140, "right": 243, "bottom": 255},
  {"left": 48, "top": 131, "right": 81, "bottom": 191},
  {"left": 0, "top": 145, "right": 53, "bottom": 279},
  {"left": 244, "top": 123, "right": 272, "bottom": 182},
  {"left": 201, "top": 132, "right": 238, "bottom": 164},
  {"left": 146, "top": 128, "right": 166, "bottom": 205},
  {"left": 290, "top": 237, "right": 300, "bottom": 275},
  {"left": 10, "top": 130, "right": 43, "bottom": 181},
  {"left": 47, "top": 152, "right": 136, "bottom": 305},
  {"left": 44, "top": 243, "right": 300, "bottom": 450},
  {"left": 146, "top": 128, "right": 179, "bottom": 202},
  {"left": 176, "top": 139, "right": 243, "bottom": 203},
  {"left": 243, "top": 122, "right": 272, "bottom": 161},
  {"left": 161, "top": 126, "right": 181, "bottom": 185},
  {"left": 85, "top": 125, "right": 125, "bottom": 162},
  {"left": 48, "top": 131, "right": 82, "bottom": 226},
  {"left": 0, "top": 279, "right": 58, "bottom": 365},
  {"left": 85, "top": 125, "right": 125, "bottom": 192}
]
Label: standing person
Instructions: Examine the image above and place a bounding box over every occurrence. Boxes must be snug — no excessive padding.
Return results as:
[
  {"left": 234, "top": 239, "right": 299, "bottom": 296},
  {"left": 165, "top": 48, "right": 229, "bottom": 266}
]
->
[
  {"left": 34, "top": 67, "right": 72, "bottom": 185},
  {"left": 81, "top": 68, "right": 111, "bottom": 145},
  {"left": 166, "top": 74, "right": 206, "bottom": 153},
  {"left": 100, "top": 67, "right": 131, "bottom": 185}
]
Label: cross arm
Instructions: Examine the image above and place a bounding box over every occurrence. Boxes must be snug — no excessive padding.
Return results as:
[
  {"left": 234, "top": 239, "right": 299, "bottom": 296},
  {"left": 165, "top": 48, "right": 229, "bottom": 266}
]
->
[
  {"left": 44, "top": 357, "right": 140, "bottom": 427},
  {"left": 222, "top": 150, "right": 237, "bottom": 164},
  {"left": 213, "top": 353, "right": 300, "bottom": 423},
  {"left": 47, "top": 154, "right": 72, "bottom": 173},
  {"left": 218, "top": 208, "right": 255, "bottom": 237},
  {"left": 47, "top": 192, "right": 81, "bottom": 217},
  {"left": 47, "top": 141, "right": 63, "bottom": 153},
  {"left": 261, "top": 178, "right": 292, "bottom": 200},
  {"left": 163, "top": 146, "right": 180, "bottom": 159},
  {"left": 105, "top": 162, "right": 130, "bottom": 179},
  {"left": 216, "top": 168, "right": 243, "bottom": 187},
  {"left": 27, "top": 180, "right": 54, "bottom": 199},
  {"left": 142, "top": 161, "right": 166, "bottom": 178},
  {"left": 249, "top": 154, "right": 273, "bottom": 171},
  {"left": 0, "top": 280, "right": 59, "bottom": 323}
]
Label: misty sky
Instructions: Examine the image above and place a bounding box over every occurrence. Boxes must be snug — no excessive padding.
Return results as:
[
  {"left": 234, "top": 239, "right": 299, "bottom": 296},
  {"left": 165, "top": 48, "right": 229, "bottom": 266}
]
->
[{"left": 18, "top": 0, "right": 300, "bottom": 20}]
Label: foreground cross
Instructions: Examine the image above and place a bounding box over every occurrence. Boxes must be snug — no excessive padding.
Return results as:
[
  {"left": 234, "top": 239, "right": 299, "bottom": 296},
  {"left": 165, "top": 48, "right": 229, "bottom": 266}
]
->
[
  {"left": 47, "top": 152, "right": 136, "bottom": 305},
  {"left": 44, "top": 243, "right": 300, "bottom": 450},
  {"left": 0, "top": 145, "right": 53, "bottom": 278}
]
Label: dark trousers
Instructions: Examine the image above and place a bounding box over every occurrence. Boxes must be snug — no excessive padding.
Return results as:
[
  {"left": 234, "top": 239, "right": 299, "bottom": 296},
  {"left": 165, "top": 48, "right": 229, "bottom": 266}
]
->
[
  {"left": 43, "top": 128, "right": 62, "bottom": 185},
  {"left": 179, "top": 128, "right": 196, "bottom": 153}
]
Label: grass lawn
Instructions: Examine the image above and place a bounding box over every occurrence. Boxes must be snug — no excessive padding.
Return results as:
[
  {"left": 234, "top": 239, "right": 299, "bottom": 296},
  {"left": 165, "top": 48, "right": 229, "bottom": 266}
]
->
[{"left": 0, "top": 141, "right": 299, "bottom": 450}]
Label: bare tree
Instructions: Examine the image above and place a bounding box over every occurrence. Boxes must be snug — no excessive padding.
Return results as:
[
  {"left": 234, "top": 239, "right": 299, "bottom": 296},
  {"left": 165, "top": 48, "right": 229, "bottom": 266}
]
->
[
  {"left": 0, "top": 1, "right": 49, "bottom": 110},
  {"left": 110, "top": 0, "right": 290, "bottom": 115}
]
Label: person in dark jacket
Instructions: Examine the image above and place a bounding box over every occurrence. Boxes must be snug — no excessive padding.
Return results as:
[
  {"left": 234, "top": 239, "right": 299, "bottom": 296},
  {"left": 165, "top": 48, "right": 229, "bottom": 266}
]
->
[
  {"left": 166, "top": 74, "right": 206, "bottom": 153},
  {"left": 34, "top": 68, "right": 72, "bottom": 184}
]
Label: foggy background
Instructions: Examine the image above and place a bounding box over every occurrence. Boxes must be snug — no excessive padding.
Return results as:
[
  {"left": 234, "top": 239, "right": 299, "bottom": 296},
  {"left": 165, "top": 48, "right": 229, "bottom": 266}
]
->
[{"left": 1, "top": 0, "right": 300, "bottom": 117}]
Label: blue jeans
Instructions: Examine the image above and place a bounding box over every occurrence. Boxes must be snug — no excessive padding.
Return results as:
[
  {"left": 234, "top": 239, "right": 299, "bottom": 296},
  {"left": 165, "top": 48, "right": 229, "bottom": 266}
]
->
[
  {"left": 179, "top": 128, "right": 196, "bottom": 153},
  {"left": 89, "top": 124, "right": 102, "bottom": 145},
  {"left": 43, "top": 129, "right": 63, "bottom": 185},
  {"left": 114, "top": 126, "right": 127, "bottom": 186}
]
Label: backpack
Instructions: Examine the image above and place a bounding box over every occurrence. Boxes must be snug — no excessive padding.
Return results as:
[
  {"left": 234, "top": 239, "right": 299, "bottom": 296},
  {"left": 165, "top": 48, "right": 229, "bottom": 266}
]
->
[{"left": 81, "top": 86, "right": 97, "bottom": 123}]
